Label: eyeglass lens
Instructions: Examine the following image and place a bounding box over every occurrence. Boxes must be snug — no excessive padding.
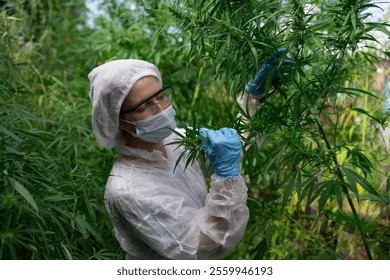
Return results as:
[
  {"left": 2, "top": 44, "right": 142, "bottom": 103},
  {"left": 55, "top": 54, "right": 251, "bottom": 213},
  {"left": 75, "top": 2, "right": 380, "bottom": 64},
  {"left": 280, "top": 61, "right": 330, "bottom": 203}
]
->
[{"left": 121, "top": 86, "right": 171, "bottom": 115}]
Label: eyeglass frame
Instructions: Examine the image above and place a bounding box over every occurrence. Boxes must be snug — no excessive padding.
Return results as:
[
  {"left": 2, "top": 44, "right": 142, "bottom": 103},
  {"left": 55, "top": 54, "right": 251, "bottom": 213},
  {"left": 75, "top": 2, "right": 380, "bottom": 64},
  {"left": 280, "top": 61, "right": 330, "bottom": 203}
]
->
[{"left": 120, "top": 85, "right": 171, "bottom": 115}]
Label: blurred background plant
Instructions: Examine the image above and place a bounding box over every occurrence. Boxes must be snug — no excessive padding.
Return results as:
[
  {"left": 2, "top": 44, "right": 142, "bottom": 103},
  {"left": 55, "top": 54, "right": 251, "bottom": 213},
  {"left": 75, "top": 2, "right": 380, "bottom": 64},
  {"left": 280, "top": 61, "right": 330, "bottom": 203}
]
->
[
  {"left": 0, "top": 0, "right": 389, "bottom": 259},
  {"left": 0, "top": 0, "right": 119, "bottom": 259}
]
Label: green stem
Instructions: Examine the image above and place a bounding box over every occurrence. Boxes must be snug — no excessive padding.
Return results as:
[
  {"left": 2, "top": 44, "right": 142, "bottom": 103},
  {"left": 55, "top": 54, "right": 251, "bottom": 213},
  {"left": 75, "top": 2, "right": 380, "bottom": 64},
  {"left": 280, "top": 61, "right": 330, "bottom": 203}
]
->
[{"left": 316, "top": 119, "right": 373, "bottom": 260}]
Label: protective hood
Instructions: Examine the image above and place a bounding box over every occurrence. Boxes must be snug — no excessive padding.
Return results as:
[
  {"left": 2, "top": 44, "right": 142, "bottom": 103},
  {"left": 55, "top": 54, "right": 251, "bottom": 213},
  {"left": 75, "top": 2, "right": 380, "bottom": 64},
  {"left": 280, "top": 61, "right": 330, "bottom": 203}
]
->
[{"left": 88, "top": 59, "right": 162, "bottom": 148}]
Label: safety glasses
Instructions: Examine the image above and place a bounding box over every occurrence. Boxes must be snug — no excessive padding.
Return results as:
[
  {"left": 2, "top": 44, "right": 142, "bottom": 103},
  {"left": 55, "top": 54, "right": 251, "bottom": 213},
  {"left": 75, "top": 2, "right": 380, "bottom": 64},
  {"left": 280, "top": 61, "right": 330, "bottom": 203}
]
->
[{"left": 120, "top": 85, "right": 171, "bottom": 115}]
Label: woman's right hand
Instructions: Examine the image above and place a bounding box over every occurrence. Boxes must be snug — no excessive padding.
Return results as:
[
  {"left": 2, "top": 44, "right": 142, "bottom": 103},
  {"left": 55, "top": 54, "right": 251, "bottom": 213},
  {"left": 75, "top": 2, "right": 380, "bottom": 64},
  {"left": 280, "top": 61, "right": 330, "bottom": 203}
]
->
[{"left": 199, "top": 128, "right": 241, "bottom": 179}]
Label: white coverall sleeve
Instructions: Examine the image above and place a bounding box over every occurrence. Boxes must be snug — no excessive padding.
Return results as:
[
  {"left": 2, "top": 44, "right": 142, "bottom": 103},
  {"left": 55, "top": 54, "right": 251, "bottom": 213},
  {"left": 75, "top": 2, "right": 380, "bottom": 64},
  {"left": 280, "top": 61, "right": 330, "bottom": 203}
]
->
[
  {"left": 237, "top": 91, "right": 261, "bottom": 117},
  {"left": 107, "top": 174, "right": 249, "bottom": 260}
]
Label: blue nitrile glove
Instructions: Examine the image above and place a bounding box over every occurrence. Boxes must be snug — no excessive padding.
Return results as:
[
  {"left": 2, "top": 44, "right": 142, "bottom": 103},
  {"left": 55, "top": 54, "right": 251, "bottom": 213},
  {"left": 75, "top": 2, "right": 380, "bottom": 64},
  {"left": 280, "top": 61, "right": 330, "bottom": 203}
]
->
[
  {"left": 246, "top": 48, "right": 294, "bottom": 97},
  {"left": 199, "top": 127, "right": 242, "bottom": 179}
]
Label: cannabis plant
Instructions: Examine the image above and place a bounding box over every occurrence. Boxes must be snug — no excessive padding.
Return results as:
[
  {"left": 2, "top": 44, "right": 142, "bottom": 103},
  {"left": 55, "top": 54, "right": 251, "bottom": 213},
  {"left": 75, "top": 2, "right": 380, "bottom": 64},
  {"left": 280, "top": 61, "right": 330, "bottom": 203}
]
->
[
  {"left": 169, "top": 0, "right": 390, "bottom": 259},
  {"left": 1, "top": 1, "right": 121, "bottom": 259}
]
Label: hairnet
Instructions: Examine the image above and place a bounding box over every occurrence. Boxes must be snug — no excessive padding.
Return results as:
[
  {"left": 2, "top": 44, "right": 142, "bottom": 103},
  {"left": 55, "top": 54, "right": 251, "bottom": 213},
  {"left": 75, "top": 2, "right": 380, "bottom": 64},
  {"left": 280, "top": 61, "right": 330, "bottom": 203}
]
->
[{"left": 88, "top": 59, "right": 162, "bottom": 148}]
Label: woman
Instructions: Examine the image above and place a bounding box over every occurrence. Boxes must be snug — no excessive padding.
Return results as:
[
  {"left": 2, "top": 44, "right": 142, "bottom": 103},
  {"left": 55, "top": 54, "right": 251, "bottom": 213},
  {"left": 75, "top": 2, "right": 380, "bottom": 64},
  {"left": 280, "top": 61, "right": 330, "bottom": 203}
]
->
[{"left": 88, "top": 59, "right": 249, "bottom": 260}]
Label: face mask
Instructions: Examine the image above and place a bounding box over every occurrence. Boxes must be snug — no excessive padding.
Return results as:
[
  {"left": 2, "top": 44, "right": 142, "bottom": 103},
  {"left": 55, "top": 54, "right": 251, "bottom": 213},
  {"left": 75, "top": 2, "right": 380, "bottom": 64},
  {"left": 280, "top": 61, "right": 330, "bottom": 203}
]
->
[{"left": 121, "top": 105, "right": 177, "bottom": 143}]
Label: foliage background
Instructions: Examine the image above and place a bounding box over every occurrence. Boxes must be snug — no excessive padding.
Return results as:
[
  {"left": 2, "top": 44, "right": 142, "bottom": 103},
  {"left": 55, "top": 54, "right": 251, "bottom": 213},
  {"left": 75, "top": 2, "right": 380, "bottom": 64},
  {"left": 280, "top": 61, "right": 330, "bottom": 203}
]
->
[{"left": 0, "top": 0, "right": 389, "bottom": 259}]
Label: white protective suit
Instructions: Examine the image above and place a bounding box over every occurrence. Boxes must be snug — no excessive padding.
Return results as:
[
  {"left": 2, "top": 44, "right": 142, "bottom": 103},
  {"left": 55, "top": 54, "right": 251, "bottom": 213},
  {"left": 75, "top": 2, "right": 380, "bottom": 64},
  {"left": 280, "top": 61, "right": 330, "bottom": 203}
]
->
[{"left": 88, "top": 59, "right": 249, "bottom": 260}]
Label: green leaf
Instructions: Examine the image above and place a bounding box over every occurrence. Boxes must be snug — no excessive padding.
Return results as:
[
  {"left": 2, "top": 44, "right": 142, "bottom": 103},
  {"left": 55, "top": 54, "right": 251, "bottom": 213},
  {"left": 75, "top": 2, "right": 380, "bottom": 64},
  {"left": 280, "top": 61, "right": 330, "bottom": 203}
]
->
[
  {"left": 360, "top": 194, "right": 390, "bottom": 205},
  {"left": 60, "top": 244, "right": 73, "bottom": 260},
  {"left": 318, "top": 189, "right": 329, "bottom": 213},
  {"left": 335, "top": 183, "right": 343, "bottom": 211},
  {"left": 0, "top": 125, "right": 23, "bottom": 143},
  {"left": 370, "top": 23, "right": 390, "bottom": 36},
  {"left": 343, "top": 167, "right": 382, "bottom": 200},
  {"left": 247, "top": 41, "right": 258, "bottom": 68},
  {"left": 343, "top": 167, "right": 360, "bottom": 200},
  {"left": 350, "top": 8, "right": 356, "bottom": 30},
  {"left": 12, "top": 128, "right": 54, "bottom": 141},
  {"left": 296, "top": 170, "right": 302, "bottom": 196},
  {"left": 338, "top": 87, "right": 377, "bottom": 98},
  {"left": 351, "top": 108, "right": 383, "bottom": 125},
  {"left": 6, "top": 16, "right": 23, "bottom": 21},
  {"left": 82, "top": 187, "right": 95, "bottom": 223},
  {"left": 346, "top": 147, "right": 372, "bottom": 176},
  {"left": 174, "top": 150, "right": 186, "bottom": 172},
  {"left": 322, "top": 181, "right": 336, "bottom": 212},
  {"left": 282, "top": 172, "right": 297, "bottom": 207},
  {"left": 11, "top": 178, "right": 39, "bottom": 212},
  {"left": 326, "top": 210, "right": 358, "bottom": 227},
  {"left": 75, "top": 216, "right": 106, "bottom": 247}
]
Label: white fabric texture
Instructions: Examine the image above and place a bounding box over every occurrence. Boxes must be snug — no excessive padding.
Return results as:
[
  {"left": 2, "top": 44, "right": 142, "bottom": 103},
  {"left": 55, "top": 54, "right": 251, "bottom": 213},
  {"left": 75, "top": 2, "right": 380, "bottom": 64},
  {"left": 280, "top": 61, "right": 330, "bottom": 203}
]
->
[
  {"left": 88, "top": 59, "right": 162, "bottom": 148},
  {"left": 104, "top": 128, "right": 249, "bottom": 260}
]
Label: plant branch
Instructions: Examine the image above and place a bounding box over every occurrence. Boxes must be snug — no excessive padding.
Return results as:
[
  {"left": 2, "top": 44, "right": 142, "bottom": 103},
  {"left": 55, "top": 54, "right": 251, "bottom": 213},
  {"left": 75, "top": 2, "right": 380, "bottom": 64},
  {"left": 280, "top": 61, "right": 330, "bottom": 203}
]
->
[{"left": 315, "top": 117, "right": 373, "bottom": 259}]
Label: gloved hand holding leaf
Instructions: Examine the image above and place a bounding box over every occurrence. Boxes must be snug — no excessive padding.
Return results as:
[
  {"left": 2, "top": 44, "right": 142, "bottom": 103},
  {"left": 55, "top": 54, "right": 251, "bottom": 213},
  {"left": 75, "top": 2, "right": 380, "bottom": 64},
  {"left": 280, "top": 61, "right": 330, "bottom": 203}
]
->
[
  {"left": 199, "top": 127, "right": 241, "bottom": 179},
  {"left": 245, "top": 48, "right": 295, "bottom": 98}
]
